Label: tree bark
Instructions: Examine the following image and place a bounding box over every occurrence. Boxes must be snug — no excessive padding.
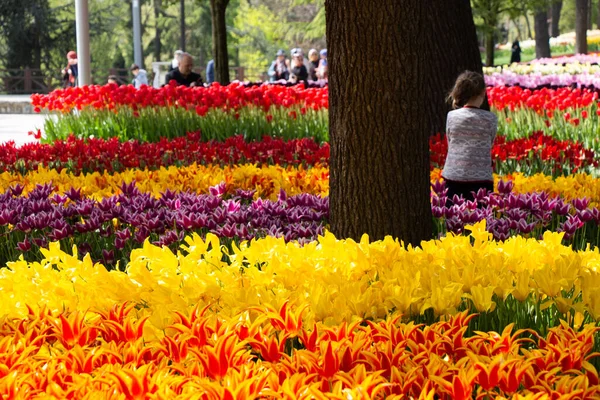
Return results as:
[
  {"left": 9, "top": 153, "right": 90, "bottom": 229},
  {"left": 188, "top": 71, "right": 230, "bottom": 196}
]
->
[
  {"left": 576, "top": 0, "right": 588, "bottom": 54},
  {"left": 153, "top": 0, "right": 162, "bottom": 62},
  {"left": 210, "top": 0, "right": 230, "bottom": 84},
  {"left": 325, "top": 0, "right": 433, "bottom": 245},
  {"left": 534, "top": 7, "right": 551, "bottom": 58},
  {"left": 551, "top": 1, "right": 562, "bottom": 37},
  {"left": 424, "top": 0, "right": 487, "bottom": 135},
  {"left": 485, "top": 30, "right": 495, "bottom": 67}
]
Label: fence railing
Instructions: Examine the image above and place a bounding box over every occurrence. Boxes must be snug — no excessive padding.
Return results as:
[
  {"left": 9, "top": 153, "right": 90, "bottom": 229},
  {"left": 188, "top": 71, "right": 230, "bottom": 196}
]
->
[{"left": 0, "top": 66, "right": 269, "bottom": 94}]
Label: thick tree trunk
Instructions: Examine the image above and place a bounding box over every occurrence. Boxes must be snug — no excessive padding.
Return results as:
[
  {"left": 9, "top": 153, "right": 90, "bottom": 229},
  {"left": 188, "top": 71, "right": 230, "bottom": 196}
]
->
[
  {"left": 325, "top": 0, "right": 433, "bottom": 245},
  {"left": 485, "top": 30, "right": 495, "bottom": 67},
  {"left": 425, "top": 0, "right": 487, "bottom": 135},
  {"left": 551, "top": 1, "right": 562, "bottom": 37},
  {"left": 534, "top": 7, "right": 551, "bottom": 58},
  {"left": 153, "top": 0, "right": 162, "bottom": 62},
  {"left": 576, "top": 0, "right": 588, "bottom": 54},
  {"left": 210, "top": 0, "right": 230, "bottom": 84}
]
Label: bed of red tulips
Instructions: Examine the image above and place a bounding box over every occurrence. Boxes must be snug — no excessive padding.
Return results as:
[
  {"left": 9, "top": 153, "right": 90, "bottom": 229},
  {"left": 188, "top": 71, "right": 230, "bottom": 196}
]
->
[
  {"left": 30, "top": 82, "right": 329, "bottom": 114},
  {"left": 2, "top": 132, "right": 329, "bottom": 174},
  {"left": 1, "top": 304, "right": 599, "bottom": 400},
  {"left": 430, "top": 131, "right": 598, "bottom": 175},
  {"left": 487, "top": 86, "right": 599, "bottom": 113},
  {"left": 2, "top": 131, "right": 594, "bottom": 176}
]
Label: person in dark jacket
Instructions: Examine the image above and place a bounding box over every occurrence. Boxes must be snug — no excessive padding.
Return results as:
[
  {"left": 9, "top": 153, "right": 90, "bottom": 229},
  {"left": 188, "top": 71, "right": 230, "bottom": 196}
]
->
[
  {"left": 510, "top": 40, "right": 522, "bottom": 64},
  {"left": 308, "top": 49, "right": 319, "bottom": 81},
  {"left": 165, "top": 53, "right": 203, "bottom": 87},
  {"left": 290, "top": 53, "right": 308, "bottom": 84}
]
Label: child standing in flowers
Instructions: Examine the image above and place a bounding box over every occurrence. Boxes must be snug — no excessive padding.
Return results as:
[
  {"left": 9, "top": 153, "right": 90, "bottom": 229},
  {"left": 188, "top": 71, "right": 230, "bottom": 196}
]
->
[{"left": 442, "top": 71, "right": 497, "bottom": 204}]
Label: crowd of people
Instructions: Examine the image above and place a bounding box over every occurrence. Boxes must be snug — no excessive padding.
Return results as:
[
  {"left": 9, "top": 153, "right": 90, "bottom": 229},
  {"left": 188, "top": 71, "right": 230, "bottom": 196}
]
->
[
  {"left": 61, "top": 46, "right": 328, "bottom": 89},
  {"left": 268, "top": 48, "right": 328, "bottom": 84}
]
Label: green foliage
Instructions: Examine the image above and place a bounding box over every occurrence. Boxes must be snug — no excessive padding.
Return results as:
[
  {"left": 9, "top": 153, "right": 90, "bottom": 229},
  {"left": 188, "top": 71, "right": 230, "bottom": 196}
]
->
[{"left": 43, "top": 106, "right": 329, "bottom": 143}]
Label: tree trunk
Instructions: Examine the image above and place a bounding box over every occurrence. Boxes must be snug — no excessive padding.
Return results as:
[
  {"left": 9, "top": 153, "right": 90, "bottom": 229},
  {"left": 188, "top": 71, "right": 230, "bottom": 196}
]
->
[
  {"left": 425, "top": 0, "right": 488, "bottom": 135},
  {"left": 551, "top": 1, "right": 562, "bottom": 37},
  {"left": 153, "top": 0, "right": 162, "bottom": 62},
  {"left": 210, "top": 0, "right": 230, "bottom": 84},
  {"left": 534, "top": 7, "right": 551, "bottom": 58},
  {"left": 522, "top": 5, "right": 533, "bottom": 39},
  {"left": 576, "top": 0, "right": 588, "bottom": 54},
  {"left": 180, "top": 0, "right": 186, "bottom": 51},
  {"left": 325, "top": 0, "right": 433, "bottom": 245},
  {"left": 485, "top": 29, "right": 495, "bottom": 67}
]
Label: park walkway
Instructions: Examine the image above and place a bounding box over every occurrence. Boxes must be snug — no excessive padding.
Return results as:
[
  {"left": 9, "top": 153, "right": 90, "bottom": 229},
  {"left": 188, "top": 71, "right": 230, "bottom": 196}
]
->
[
  {"left": 0, "top": 114, "right": 48, "bottom": 146},
  {"left": 0, "top": 94, "right": 50, "bottom": 146}
]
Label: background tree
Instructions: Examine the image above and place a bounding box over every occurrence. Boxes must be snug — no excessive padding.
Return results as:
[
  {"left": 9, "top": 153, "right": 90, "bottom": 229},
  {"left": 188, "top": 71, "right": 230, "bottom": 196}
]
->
[
  {"left": 325, "top": 0, "right": 432, "bottom": 245},
  {"left": 425, "top": 0, "right": 487, "bottom": 135},
  {"left": 210, "top": 0, "right": 231, "bottom": 84},
  {"left": 551, "top": 1, "right": 563, "bottom": 36},
  {"left": 532, "top": 0, "right": 551, "bottom": 58},
  {"left": 471, "top": 0, "right": 519, "bottom": 66},
  {"left": 576, "top": 0, "right": 588, "bottom": 54}
]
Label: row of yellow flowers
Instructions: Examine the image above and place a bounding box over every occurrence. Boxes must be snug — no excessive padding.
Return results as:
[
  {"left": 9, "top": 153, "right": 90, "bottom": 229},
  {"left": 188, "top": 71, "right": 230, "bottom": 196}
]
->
[
  {"left": 1, "top": 304, "right": 597, "bottom": 399},
  {"left": 1, "top": 221, "right": 599, "bottom": 339},
  {"left": 2, "top": 165, "right": 600, "bottom": 203}
]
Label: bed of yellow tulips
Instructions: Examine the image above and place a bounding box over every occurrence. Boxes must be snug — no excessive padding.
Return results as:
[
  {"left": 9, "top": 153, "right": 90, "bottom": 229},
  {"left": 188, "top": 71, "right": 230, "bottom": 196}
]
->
[
  {"left": 3, "top": 165, "right": 600, "bottom": 204},
  {"left": 1, "top": 221, "right": 599, "bottom": 335},
  {"left": 2, "top": 222, "right": 600, "bottom": 399}
]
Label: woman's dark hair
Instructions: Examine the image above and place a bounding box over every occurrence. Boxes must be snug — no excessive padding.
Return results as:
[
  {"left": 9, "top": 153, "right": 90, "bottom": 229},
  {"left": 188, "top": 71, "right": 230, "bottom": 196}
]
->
[{"left": 447, "top": 71, "right": 486, "bottom": 109}]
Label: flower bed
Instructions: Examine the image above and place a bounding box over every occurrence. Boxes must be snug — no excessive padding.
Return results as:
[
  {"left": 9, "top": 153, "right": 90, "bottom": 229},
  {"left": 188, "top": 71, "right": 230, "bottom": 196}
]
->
[
  {"left": 1, "top": 304, "right": 598, "bottom": 399},
  {"left": 32, "top": 83, "right": 329, "bottom": 142},
  {"left": 3, "top": 131, "right": 594, "bottom": 177}
]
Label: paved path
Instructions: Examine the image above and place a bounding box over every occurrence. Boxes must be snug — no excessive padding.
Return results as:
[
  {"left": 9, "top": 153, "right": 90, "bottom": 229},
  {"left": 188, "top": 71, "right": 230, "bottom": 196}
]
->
[{"left": 0, "top": 114, "right": 54, "bottom": 146}]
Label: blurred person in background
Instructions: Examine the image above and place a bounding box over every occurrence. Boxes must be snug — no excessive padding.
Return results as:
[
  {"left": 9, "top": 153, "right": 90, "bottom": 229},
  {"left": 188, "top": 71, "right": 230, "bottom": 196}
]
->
[
  {"left": 165, "top": 53, "right": 203, "bottom": 87},
  {"left": 130, "top": 64, "right": 148, "bottom": 88},
  {"left": 268, "top": 49, "right": 290, "bottom": 82},
  {"left": 289, "top": 52, "right": 308, "bottom": 85},
  {"left": 317, "top": 49, "right": 328, "bottom": 80},
  {"left": 206, "top": 59, "right": 215, "bottom": 84},
  {"left": 61, "top": 51, "right": 78, "bottom": 88},
  {"left": 107, "top": 75, "right": 119, "bottom": 85},
  {"left": 308, "top": 49, "right": 319, "bottom": 81},
  {"left": 169, "top": 50, "right": 184, "bottom": 72}
]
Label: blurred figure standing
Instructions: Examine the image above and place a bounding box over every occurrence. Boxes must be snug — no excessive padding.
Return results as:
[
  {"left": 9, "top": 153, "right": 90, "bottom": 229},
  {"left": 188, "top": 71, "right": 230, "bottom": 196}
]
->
[
  {"left": 206, "top": 59, "right": 215, "bottom": 84},
  {"left": 61, "top": 51, "right": 79, "bottom": 88},
  {"left": 130, "top": 64, "right": 148, "bottom": 88},
  {"left": 169, "top": 50, "right": 184, "bottom": 72},
  {"left": 510, "top": 40, "right": 522, "bottom": 64},
  {"left": 268, "top": 50, "right": 290, "bottom": 82},
  {"left": 308, "top": 49, "right": 319, "bottom": 81},
  {"left": 317, "top": 49, "right": 328, "bottom": 80},
  {"left": 165, "top": 53, "right": 203, "bottom": 87}
]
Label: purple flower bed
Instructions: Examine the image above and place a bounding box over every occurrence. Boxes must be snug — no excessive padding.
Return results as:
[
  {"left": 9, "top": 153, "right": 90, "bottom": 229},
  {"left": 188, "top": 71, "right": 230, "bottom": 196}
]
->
[
  {"left": 431, "top": 180, "right": 600, "bottom": 247},
  {"left": 0, "top": 182, "right": 328, "bottom": 269},
  {"left": 3, "top": 179, "right": 600, "bottom": 270}
]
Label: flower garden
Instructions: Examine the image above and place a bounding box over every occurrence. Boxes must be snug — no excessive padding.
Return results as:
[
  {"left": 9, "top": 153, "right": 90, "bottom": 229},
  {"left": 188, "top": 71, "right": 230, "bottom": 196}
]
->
[{"left": 3, "top": 58, "right": 600, "bottom": 398}]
